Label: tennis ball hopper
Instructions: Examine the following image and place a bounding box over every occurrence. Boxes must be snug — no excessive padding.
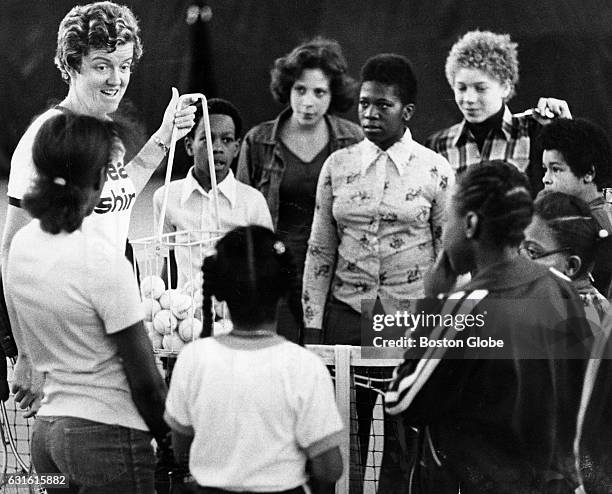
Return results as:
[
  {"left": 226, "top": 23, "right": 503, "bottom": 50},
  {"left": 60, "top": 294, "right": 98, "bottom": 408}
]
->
[{"left": 130, "top": 93, "right": 232, "bottom": 357}]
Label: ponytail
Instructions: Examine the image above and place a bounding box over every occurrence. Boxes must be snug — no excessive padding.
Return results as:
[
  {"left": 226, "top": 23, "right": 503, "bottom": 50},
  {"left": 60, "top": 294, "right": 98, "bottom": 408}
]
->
[{"left": 23, "top": 177, "right": 90, "bottom": 234}]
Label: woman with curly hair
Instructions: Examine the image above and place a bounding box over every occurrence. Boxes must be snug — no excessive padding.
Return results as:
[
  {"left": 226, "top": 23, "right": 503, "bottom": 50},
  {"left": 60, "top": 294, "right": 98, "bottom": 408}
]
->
[
  {"left": 2, "top": 0, "right": 196, "bottom": 423},
  {"left": 237, "top": 37, "right": 363, "bottom": 342},
  {"left": 426, "top": 30, "right": 572, "bottom": 196}
]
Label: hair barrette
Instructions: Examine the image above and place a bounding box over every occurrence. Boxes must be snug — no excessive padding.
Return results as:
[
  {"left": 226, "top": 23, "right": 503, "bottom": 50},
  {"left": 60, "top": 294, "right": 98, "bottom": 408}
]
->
[
  {"left": 53, "top": 177, "right": 67, "bottom": 186},
  {"left": 599, "top": 229, "right": 609, "bottom": 239},
  {"left": 273, "top": 240, "right": 286, "bottom": 255}
]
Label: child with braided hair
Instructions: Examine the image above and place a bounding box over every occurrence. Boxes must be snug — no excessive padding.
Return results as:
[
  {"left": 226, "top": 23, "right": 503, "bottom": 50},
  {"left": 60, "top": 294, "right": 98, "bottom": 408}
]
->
[
  {"left": 523, "top": 191, "right": 610, "bottom": 320},
  {"left": 385, "top": 160, "right": 591, "bottom": 493},
  {"left": 539, "top": 117, "right": 612, "bottom": 296},
  {"left": 523, "top": 192, "right": 612, "bottom": 492},
  {"left": 164, "top": 225, "right": 343, "bottom": 494}
]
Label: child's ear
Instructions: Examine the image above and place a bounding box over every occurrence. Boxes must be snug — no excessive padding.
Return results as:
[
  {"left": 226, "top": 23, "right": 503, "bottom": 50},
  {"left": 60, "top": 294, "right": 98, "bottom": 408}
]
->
[
  {"left": 502, "top": 82, "right": 512, "bottom": 100},
  {"left": 402, "top": 104, "right": 415, "bottom": 124},
  {"left": 184, "top": 136, "right": 194, "bottom": 157},
  {"left": 464, "top": 211, "right": 479, "bottom": 239},
  {"left": 231, "top": 138, "right": 241, "bottom": 159},
  {"left": 564, "top": 255, "right": 582, "bottom": 278}
]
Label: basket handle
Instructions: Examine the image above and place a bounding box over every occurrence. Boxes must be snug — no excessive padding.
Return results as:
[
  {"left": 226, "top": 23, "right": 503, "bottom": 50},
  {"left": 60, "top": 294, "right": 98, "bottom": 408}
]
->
[{"left": 156, "top": 93, "right": 222, "bottom": 242}]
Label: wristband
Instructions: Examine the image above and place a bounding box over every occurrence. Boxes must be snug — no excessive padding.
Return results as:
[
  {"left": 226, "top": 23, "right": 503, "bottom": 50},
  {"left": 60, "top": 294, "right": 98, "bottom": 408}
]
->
[{"left": 153, "top": 136, "right": 170, "bottom": 156}]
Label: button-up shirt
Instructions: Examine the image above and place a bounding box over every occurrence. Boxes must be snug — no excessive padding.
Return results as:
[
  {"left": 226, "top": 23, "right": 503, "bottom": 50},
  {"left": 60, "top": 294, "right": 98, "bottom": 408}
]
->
[
  {"left": 302, "top": 129, "right": 454, "bottom": 330},
  {"left": 426, "top": 106, "right": 532, "bottom": 173},
  {"left": 153, "top": 168, "right": 273, "bottom": 290}
]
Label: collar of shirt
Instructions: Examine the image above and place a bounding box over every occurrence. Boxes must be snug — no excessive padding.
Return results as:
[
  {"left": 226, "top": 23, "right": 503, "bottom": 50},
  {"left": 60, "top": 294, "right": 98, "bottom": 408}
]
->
[
  {"left": 180, "top": 167, "right": 236, "bottom": 208},
  {"left": 588, "top": 194, "right": 606, "bottom": 210},
  {"left": 452, "top": 106, "right": 514, "bottom": 148},
  {"left": 462, "top": 255, "right": 550, "bottom": 291},
  {"left": 360, "top": 128, "right": 415, "bottom": 176},
  {"left": 264, "top": 106, "right": 359, "bottom": 145},
  {"left": 463, "top": 255, "right": 559, "bottom": 292}
]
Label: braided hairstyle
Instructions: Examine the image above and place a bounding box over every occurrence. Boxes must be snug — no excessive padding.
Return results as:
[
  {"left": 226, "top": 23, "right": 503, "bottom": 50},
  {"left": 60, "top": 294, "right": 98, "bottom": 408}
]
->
[
  {"left": 201, "top": 226, "right": 296, "bottom": 336},
  {"left": 534, "top": 192, "right": 609, "bottom": 279},
  {"left": 23, "top": 112, "right": 117, "bottom": 234},
  {"left": 454, "top": 160, "right": 534, "bottom": 247}
]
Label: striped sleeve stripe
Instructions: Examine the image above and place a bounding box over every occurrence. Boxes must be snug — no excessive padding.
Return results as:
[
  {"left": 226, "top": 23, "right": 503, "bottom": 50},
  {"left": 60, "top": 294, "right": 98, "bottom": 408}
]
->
[{"left": 385, "top": 289, "right": 488, "bottom": 415}]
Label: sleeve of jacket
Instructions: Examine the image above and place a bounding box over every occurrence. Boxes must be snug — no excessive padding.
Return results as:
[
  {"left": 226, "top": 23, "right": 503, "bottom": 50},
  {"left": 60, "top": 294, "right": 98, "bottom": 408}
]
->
[{"left": 384, "top": 291, "right": 485, "bottom": 423}]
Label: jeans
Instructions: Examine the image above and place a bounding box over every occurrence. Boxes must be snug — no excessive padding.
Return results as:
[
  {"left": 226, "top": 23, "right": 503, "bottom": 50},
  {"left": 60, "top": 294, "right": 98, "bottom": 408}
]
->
[
  {"left": 322, "top": 297, "right": 411, "bottom": 494},
  {"left": 322, "top": 296, "right": 362, "bottom": 346},
  {"left": 31, "top": 416, "right": 155, "bottom": 494}
]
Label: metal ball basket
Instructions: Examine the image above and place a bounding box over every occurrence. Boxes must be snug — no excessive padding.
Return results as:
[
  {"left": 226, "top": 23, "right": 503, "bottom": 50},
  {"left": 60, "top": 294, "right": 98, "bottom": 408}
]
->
[{"left": 130, "top": 93, "right": 231, "bottom": 358}]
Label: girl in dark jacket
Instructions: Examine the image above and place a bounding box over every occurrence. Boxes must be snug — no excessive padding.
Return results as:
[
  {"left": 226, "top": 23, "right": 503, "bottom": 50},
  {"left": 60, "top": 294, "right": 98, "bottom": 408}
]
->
[{"left": 385, "top": 160, "right": 591, "bottom": 493}]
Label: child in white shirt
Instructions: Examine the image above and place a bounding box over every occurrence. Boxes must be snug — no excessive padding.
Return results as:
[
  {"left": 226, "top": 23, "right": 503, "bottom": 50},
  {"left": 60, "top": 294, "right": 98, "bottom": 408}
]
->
[{"left": 165, "top": 225, "right": 343, "bottom": 493}]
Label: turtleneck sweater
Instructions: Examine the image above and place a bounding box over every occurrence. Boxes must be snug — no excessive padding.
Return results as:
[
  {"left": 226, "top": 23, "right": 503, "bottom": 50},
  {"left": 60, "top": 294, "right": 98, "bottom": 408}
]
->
[{"left": 465, "top": 105, "right": 505, "bottom": 153}]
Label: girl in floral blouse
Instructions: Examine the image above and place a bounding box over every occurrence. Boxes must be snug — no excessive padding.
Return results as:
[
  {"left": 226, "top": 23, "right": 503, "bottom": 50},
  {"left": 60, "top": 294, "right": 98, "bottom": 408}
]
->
[{"left": 302, "top": 53, "right": 454, "bottom": 345}]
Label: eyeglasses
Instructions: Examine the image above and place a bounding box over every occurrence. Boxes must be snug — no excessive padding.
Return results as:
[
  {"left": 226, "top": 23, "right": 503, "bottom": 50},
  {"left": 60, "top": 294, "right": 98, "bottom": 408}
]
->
[{"left": 519, "top": 243, "right": 571, "bottom": 260}]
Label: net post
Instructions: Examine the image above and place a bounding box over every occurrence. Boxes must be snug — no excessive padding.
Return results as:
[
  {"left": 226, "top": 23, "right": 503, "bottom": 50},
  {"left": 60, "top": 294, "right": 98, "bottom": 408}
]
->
[{"left": 334, "top": 345, "right": 352, "bottom": 494}]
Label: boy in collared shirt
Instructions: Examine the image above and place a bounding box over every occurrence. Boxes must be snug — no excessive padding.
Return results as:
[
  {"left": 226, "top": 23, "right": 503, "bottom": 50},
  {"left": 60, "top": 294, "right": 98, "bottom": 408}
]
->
[{"left": 153, "top": 98, "right": 272, "bottom": 291}]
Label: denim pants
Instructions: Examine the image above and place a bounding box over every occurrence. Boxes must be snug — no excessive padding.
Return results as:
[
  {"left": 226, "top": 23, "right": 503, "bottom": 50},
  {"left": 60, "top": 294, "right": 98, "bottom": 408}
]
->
[{"left": 31, "top": 416, "right": 155, "bottom": 494}]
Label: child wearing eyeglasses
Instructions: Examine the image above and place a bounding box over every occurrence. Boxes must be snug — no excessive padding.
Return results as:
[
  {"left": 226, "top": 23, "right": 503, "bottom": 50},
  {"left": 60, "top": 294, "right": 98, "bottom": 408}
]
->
[
  {"left": 385, "top": 161, "right": 591, "bottom": 493},
  {"left": 539, "top": 118, "right": 612, "bottom": 297},
  {"left": 522, "top": 191, "right": 610, "bottom": 321},
  {"left": 522, "top": 191, "right": 612, "bottom": 492}
]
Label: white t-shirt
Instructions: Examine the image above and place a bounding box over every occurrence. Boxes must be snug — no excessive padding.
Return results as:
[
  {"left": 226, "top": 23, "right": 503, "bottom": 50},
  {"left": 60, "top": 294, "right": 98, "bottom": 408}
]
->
[
  {"left": 5, "top": 219, "right": 147, "bottom": 431},
  {"left": 8, "top": 108, "right": 136, "bottom": 249},
  {"left": 153, "top": 168, "right": 273, "bottom": 290},
  {"left": 164, "top": 336, "right": 343, "bottom": 491}
]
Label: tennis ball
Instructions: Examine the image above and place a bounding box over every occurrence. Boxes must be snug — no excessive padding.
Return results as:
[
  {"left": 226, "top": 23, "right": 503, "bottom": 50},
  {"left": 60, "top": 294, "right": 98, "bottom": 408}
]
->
[
  {"left": 162, "top": 332, "right": 186, "bottom": 352},
  {"left": 170, "top": 294, "right": 194, "bottom": 320},
  {"left": 148, "top": 329, "right": 164, "bottom": 349},
  {"left": 141, "top": 275, "right": 165, "bottom": 299},
  {"left": 159, "top": 289, "right": 182, "bottom": 310},
  {"left": 153, "top": 309, "right": 178, "bottom": 335},
  {"left": 178, "top": 317, "right": 203, "bottom": 341},
  {"left": 142, "top": 298, "right": 162, "bottom": 322},
  {"left": 182, "top": 274, "right": 203, "bottom": 297},
  {"left": 182, "top": 280, "right": 203, "bottom": 309}
]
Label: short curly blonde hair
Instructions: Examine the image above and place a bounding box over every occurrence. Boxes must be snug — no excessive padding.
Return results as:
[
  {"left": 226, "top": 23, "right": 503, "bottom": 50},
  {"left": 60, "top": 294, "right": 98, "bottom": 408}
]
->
[
  {"left": 55, "top": 2, "right": 143, "bottom": 84},
  {"left": 445, "top": 30, "right": 519, "bottom": 99}
]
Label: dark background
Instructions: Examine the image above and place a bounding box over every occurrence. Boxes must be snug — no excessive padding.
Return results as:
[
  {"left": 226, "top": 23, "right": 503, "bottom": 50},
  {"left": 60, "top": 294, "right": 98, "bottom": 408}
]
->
[{"left": 2, "top": 0, "right": 612, "bottom": 176}]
